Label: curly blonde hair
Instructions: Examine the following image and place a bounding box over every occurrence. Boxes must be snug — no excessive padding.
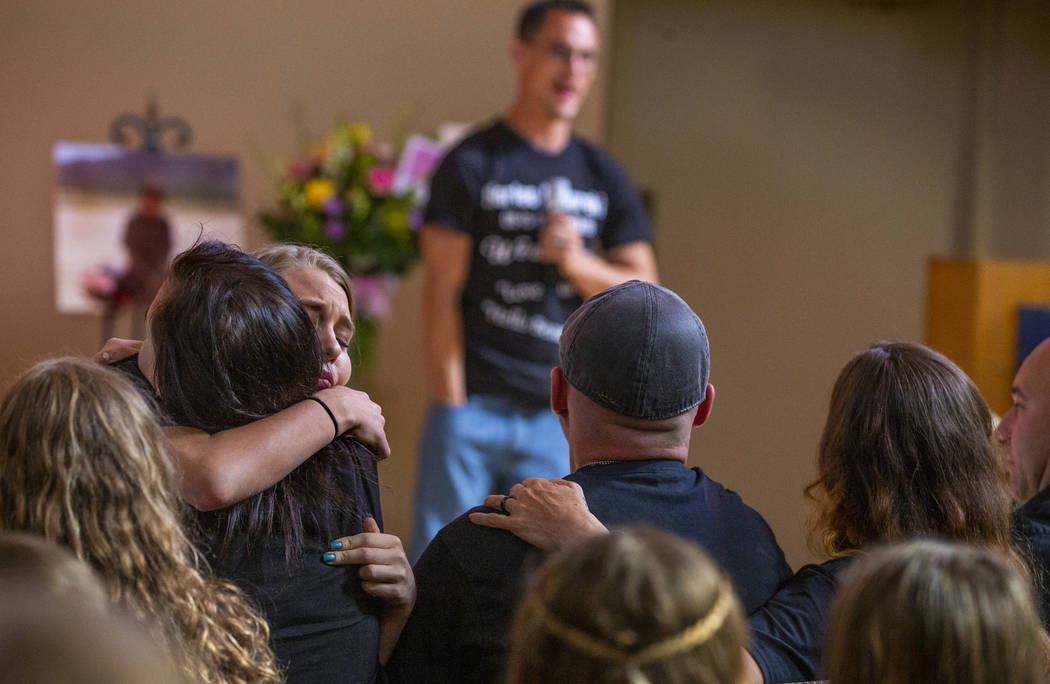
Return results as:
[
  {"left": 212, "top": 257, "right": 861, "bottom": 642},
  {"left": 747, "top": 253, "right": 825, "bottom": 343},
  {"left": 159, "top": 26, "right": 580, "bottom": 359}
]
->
[
  {"left": 0, "top": 359, "right": 280, "bottom": 683},
  {"left": 506, "top": 526, "right": 746, "bottom": 684}
]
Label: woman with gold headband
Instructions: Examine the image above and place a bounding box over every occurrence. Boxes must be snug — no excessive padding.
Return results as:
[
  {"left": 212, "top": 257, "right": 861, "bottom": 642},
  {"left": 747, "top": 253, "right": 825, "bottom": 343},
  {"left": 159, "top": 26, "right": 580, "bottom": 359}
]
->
[{"left": 505, "top": 526, "right": 747, "bottom": 684}]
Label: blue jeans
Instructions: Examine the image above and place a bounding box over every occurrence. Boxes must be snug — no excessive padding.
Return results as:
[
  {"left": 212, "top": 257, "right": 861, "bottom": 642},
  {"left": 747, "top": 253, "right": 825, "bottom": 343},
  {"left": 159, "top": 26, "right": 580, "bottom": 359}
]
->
[{"left": 408, "top": 395, "right": 569, "bottom": 562}]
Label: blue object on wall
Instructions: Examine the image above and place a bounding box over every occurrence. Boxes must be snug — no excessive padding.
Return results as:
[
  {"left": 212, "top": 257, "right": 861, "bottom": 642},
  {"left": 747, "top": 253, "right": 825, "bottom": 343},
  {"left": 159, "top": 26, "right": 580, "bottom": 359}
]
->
[{"left": 1017, "top": 306, "right": 1050, "bottom": 371}]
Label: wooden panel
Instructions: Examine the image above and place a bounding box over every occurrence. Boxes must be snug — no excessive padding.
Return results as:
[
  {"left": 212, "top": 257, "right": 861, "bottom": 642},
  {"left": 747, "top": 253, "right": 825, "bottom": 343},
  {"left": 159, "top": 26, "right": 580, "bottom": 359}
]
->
[{"left": 926, "top": 259, "right": 1050, "bottom": 415}]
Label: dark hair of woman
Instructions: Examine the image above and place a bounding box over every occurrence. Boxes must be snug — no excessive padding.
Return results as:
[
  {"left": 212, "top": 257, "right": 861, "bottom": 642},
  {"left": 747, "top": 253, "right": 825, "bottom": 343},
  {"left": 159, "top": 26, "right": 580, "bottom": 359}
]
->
[
  {"left": 806, "top": 341, "right": 1014, "bottom": 558},
  {"left": 148, "top": 241, "right": 367, "bottom": 563}
]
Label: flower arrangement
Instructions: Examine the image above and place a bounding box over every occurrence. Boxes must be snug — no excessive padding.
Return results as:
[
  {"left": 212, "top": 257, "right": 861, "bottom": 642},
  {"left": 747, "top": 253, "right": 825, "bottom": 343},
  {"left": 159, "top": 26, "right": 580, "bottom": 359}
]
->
[
  {"left": 259, "top": 121, "right": 423, "bottom": 275},
  {"left": 259, "top": 121, "right": 442, "bottom": 372}
]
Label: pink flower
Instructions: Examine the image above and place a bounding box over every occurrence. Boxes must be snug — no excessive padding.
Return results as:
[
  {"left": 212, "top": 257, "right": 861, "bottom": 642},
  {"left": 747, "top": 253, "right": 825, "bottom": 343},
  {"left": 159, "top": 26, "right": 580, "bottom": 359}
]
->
[
  {"left": 366, "top": 166, "right": 395, "bottom": 195},
  {"left": 351, "top": 275, "right": 395, "bottom": 320},
  {"left": 81, "top": 266, "right": 132, "bottom": 306},
  {"left": 289, "top": 159, "right": 315, "bottom": 180},
  {"left": 82, "top": 268, "right": 118, "bottom": 298}
]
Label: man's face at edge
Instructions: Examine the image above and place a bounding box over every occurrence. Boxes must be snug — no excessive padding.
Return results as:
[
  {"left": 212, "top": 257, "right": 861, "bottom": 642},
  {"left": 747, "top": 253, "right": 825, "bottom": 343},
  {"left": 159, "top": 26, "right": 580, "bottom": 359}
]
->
[{"left": 995, "top": 339, "right": 1050, "bottom": 502}]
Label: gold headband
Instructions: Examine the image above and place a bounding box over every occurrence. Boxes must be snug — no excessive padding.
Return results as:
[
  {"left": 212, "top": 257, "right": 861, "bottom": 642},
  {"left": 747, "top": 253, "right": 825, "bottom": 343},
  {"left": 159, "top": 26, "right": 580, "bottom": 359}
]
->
[{"left": 533, "top": 583, "right": 734, "bottom": 666}]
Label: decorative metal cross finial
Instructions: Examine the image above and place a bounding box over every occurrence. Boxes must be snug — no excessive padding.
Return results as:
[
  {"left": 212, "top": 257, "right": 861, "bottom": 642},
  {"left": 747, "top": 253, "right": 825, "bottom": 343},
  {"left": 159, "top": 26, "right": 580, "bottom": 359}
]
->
[{"left": 109, "top": 95, "right": 193, "bottom": 153}]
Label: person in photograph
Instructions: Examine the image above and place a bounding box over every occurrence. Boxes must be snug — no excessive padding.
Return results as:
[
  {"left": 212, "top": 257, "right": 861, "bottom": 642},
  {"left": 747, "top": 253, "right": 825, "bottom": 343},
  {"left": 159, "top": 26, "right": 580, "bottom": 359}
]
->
[{"left": 120, "top": 184, "right": 172, "bottom": 336}]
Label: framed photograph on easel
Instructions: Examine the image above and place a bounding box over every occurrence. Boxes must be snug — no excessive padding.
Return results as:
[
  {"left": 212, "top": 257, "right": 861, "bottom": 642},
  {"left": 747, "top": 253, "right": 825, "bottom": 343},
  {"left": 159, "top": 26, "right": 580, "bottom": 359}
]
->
[{"left": 52, "top": 141, "right": 242, "bottom": 339}]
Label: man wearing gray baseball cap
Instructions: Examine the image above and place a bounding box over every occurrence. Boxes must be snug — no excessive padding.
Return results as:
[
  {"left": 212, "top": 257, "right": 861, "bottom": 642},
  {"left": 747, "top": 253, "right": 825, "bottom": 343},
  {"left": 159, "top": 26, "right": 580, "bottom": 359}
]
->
[{"left": 387, "top": 281, "right": 790, "bottom": 683}]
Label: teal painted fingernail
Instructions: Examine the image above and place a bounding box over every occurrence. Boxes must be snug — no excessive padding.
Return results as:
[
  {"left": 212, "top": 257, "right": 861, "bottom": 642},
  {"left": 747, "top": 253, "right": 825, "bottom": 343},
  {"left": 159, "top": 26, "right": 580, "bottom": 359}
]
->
[
  {"left": 329, "top": 541, "right": 343, "bottom": 550},
  {"left": 364, "top": 512, "right": 374, "bottom": 518},
  {"left": 323, "top": 552, "right": 336, "bottom": 563}
]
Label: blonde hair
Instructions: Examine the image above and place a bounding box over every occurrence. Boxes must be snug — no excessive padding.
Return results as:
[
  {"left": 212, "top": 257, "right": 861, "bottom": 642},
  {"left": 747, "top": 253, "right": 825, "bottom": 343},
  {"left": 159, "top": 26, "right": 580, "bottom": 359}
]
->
[
  {"left": 0, "top": 359, "right": 280, "bottom": 683},
  {"left": 506, "top": 526, "right": 746, "bottom": 684},
  {"left": 254, "top": 242, "right": 355, "bottom": 319},
  {"left": 825, "top": 539, "right": 1047, "bottom": 684}
]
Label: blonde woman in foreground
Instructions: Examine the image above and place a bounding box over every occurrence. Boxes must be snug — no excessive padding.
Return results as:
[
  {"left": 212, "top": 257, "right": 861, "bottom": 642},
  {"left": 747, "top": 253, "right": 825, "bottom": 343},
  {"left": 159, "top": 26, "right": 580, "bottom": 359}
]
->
[
  {"left": 505, "top": 526, "right": 746, "bottom": 684},
  {"left": 824, "top": 539, "right": 1046, "bottom": 684},
  {"left": 0, "top": 359, "right": 280, "bottom": 683}
]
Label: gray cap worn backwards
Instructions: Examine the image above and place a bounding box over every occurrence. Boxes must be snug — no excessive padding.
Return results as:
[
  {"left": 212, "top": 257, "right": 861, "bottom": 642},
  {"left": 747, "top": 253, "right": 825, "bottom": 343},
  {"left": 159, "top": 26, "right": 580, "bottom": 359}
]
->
[{"left": 559, "top": 280, "right": 710, "bottom": 420}]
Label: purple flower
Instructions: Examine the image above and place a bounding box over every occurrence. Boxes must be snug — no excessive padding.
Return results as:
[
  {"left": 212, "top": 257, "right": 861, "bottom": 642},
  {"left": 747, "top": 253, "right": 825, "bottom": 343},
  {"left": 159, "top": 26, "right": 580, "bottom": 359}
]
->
[
  {"left": 321, "top": 195, "right": 344, "bottom": 218},
  {"left": 408, "top": 207, "right": 424, "bottom": 232},
  {"left": 325, "top": 217, "right": 346, "bottom": 241}
]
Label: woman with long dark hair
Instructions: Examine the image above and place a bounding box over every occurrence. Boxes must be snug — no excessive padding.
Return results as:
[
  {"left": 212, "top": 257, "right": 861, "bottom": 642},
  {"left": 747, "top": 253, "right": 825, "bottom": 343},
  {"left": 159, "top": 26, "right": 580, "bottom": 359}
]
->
[
  {"left": 100, "top": 243, "right": 389, "bottom": 514},
  {"left": 129, "top": 241, "right": 411, "bottom": 683},
  {"left": 742, "top": 341, "right": 1033, "bottom": 682}
]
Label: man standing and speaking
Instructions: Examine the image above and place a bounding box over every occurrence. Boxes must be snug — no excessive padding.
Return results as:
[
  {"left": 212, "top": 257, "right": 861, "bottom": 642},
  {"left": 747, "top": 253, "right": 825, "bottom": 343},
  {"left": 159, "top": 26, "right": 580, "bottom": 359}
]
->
[{"left": 411, "top": 0, "right": 657, "bottom": 559}]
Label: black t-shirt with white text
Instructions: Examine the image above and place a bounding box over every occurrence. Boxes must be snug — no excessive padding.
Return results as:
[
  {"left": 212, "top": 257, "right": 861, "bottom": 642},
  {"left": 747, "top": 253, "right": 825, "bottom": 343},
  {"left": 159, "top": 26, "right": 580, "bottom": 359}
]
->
[{"left": 425, "top": 120, "right": 652, "bottom": 404}]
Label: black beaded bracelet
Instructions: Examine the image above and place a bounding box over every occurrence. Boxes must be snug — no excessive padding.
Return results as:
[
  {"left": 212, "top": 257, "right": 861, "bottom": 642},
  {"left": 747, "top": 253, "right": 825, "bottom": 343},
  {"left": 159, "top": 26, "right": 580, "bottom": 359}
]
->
[{"left": 306, "top": 396, "right": 340, "bottom": 442}]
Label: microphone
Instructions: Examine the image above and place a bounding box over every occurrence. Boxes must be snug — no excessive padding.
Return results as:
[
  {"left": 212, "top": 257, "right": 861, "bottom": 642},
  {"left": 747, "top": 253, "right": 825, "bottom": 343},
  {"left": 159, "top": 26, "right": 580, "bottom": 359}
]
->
[
  {"left": 547, "top": 176, "right": 573, "bottom": 214},
  {"left": 542, "top": 177, "right": 573, "bottom": 292}
]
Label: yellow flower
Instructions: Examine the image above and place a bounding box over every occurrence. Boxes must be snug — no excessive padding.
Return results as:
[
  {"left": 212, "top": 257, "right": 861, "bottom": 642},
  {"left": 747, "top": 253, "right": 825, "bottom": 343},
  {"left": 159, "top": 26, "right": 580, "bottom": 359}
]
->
[
  {"left": 350, "top": 123, "right": 372, "bottom": 146},
  {"left": 304, "top": 178, "right": 335, "bottom": 208}
]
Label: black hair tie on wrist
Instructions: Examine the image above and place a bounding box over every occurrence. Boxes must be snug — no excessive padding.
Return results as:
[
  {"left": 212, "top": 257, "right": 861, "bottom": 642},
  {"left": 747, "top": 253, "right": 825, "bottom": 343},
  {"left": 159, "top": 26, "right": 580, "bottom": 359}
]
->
[{"left": 306, "top": 396, "right": 340, "bottom": 442}]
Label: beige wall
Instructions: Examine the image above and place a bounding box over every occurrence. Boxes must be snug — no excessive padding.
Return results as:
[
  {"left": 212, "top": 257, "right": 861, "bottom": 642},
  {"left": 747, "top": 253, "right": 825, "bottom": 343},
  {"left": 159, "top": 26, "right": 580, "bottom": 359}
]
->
[
  {"left": 0, "top": 0, "right": 612, "bottom": 385},
  {"left": 607, "top": 0, "right": 1050, "bottom": 567},
  {"left": 0, "top": 0, "right": 610, "bottom": 546},
  {"left": 2, "top": 0, "right": 1049, "bottom": 568}
]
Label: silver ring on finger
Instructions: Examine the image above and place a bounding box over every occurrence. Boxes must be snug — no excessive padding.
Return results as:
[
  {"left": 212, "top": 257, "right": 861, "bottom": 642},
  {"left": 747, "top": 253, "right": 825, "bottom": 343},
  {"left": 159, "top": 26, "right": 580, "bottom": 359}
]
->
[{"left": 500, "top": 495, "right": 514, "bottom": 514}]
